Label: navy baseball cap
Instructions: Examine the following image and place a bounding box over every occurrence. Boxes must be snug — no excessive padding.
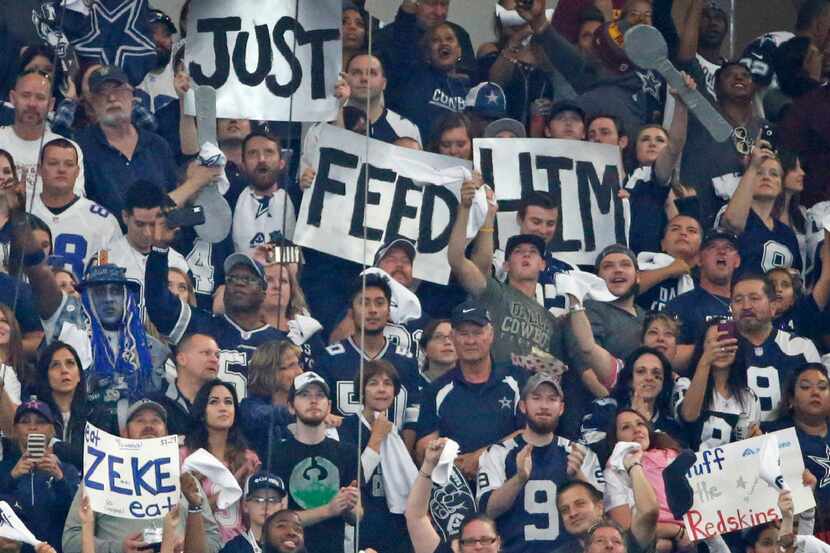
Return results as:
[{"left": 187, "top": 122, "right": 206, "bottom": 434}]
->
[
  {"left": 14, "top": 400, "right": 54, "bottom": 424},
  {"left": 88, "top": 65, "right": 130, "bottom": 94},
  {"left": 224, "top": 253, "right": 266, "bottom": 283},
  {"left": 244, "top": 471, "right": 286, "bottom": 498},
  {"left": 464, "top": 82, "right": 507, "bottom": 120},
  {"left": 701, "top": 229, "right": 739, "bottom": 250},
  {"left": 548, "top": 99, "right": 585, "bottom": 122},
  {"left": 505, "top": 234, "right": 546, "bottom": 259},
  {"left": 451, "top": 299, "right": 492, "bottom": 327}
]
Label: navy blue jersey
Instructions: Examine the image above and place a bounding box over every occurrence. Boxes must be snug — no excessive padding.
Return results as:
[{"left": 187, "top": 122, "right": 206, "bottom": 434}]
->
[
  {"left": 774, "top": 294, "right": 830, "bottom": 345},
  {"left": 338, "top": 415, "right": 411, "bottom": 553},
  {"left": 721, "top": 208, "right": 803, "bottom": 277},
  {"left": 665, "top": 288, "right": 731, "bottom": 345},
  {"left": 741, "top": 329, "right": 820, "bottom": 421},
  {"left": 145, "top": 248, "right": 286, "bottom": 400},
  {"left": 539, "top": 253, "right": 578, "bottom": 314},
  {"left": 218, "top": 533, "right": 258, "bottom": 553},
  {"left": 370, "top": 108, "right": 422, "bottom": 145},
  {"left": 315, "top": 337, "right": 421, "bottom": 430},
  {"left": 416, "top": 363, "right": 528, "bottom": 454},
  {"left": 385, "top": 315, "right": 428, "bottom": 361},
  {"left": 763, "top": 418, "right": 830, "bottom": 542},
  {"left": 580, "top": 397, "right": 681, "bottom": 447},
  {"left": 636, "top": 276, "right": 683, "bottom": 312},
  {"left": 173, "top": 229, "right": 233, "bottom": 312},
  {"left": 477, "top": 435, "right": 604, "bottom": 553},
  {"left": 626, "top": 167, "right": 671, "bottom": 255}
]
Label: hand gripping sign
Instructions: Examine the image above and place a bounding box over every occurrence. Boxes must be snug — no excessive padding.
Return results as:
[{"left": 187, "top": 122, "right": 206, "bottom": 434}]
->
[{"left": 83, "top": 423, "right": 181, "bottom": 519}]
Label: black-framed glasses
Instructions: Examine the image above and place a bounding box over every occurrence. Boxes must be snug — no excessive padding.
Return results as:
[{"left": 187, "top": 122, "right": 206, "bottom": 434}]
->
[{"left": 460, "top": 537, "right": 498, "bottom": 547}]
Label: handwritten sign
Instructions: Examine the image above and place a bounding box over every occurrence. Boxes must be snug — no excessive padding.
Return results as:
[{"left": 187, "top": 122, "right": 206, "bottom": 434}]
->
[
  {"left": 83, "top": 423, "right": 181, "bottom": 519},
  {"left": 682, "top": 428, "right": 815, "bottom": 540}
]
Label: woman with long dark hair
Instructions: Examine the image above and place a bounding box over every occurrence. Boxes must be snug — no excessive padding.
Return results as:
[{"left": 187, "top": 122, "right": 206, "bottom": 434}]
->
[
  {"left": 580, "top": 346, "right": 680, "bottom": 448},
  {"left": 183, "top": 379, "right": 261, "bottom": 544},
  {"left": 24, "top": 341, "right": 92, "bottom": 470},
  {"left": 674, "top": 322, "right": 760, "bottom": 450}
]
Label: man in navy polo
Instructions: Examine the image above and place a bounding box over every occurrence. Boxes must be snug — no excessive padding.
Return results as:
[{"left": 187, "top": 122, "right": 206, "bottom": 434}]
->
[
  {"left": 415, "top": 299, "right": 527, "bottom": 480},
  {"left": 75, "top": 65, "right": 178, "bottom": 223}
]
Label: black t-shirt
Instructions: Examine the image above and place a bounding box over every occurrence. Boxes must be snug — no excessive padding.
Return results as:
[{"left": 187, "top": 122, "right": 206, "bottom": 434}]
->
[{"left": 269, "top": 435, "right": 359, "bottom": 553}]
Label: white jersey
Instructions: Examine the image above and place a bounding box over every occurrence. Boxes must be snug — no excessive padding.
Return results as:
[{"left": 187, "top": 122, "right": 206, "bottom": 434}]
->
[
  {"left": 231, "top": 186, "right": 296, "bottom": 252},
  {"left": 103, "top": 234, "right": 190, "bottom": 311},
  {"left": 673, "top": 377, "right": 761, "bottom": 450},
  {"left": 0, "top": 126, "right": 85, "bottom": 198},
  {"left": 28, "top": 195, "right": 121, "bottom": 277}
]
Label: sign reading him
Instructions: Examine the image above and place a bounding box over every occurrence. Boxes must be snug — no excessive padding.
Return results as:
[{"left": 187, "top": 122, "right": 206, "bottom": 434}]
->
[
  {"left": 474, "top": 138, "right": 628, "bottom": 267},
  {"left": 186, "top": 0, "right": 341, "bottom": 121},
  {"left": 83, "top": 423, "right": 181, "bottom": 519}
]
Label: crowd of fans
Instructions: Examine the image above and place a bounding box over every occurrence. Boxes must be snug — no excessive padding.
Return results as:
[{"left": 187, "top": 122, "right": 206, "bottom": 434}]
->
[{"left": 0, "top": 0, "right": 830, "bottom": 553}]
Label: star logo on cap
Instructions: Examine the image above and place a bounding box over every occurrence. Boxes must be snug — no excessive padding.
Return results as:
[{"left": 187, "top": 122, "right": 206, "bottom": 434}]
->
[
  {"left": 498, "top": 397, "right": 512, "bottom": 410},
  {"left": 485, "top": 90, "right": 499, "bottom": 104}
]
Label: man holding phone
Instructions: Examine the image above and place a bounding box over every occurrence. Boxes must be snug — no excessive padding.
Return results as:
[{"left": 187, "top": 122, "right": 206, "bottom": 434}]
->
[{"left": 0, "top": 400, "right": 80, "bottom": 553}]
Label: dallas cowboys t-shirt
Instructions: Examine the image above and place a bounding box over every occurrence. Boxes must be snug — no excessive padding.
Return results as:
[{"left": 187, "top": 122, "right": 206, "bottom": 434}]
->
[{"left": 270, "top": 435, "right": 359, "bottom": 553}]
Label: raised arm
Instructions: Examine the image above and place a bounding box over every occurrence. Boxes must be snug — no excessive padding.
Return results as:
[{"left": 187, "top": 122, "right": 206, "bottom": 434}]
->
[
  {"left": 10, "top": 212, "right": 63, "bottom": 319},
  {"left": 406, "top": 438, "right": 446, "bottom": 553},
  {"left": 676, "top": 0, "right": 705, "bottom": 63},
  {"left": 167, "top": 161, "right": 223, "bottom": 207},
  {"left": 812, "top": 230, "right": 830, "bottom": 310},
  {"left": 448, "top": 190, "right": 488, "bottom": 296},
  {"left": 567, "top": 297, "right": 617, "bottom": 387},
  {"left": 481, "top": 443, "right": 531, "bottom": 519},
  {"left": 720, "top": 145, "right": 771, "bottom": 234},
  {"left": 653, "top": 74, "right": 696, "bottom": 185},
  {"left": 468, "top": 180, "right": 498, "bottom": 277},
  {"left": 625, "top": 450, "right": 660, "bottom": 548},
  {"left": 679, "top": 326, "right": 730, "bottom": 422}
]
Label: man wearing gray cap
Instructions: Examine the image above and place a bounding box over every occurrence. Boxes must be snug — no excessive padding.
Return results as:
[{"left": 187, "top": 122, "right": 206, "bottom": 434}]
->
[
  {"left": 477, "top": 372, "right": 603, "bottom": 553},
  {"left": 62, "top": 399, "right": 221, "bottom": 553}
]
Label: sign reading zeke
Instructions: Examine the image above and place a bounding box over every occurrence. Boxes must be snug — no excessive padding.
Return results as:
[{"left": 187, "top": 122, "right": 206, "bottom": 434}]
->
[
  {"left": 186, "top": 0, "right": 341, "bottom": 121},
  {"left": 83, "top": 423, "right": 181, "bottom": 519},
  {"left": 682, "top": 428, "right": 814, "bottom": 540},
  {"left": 474, "top": 139, "right": 627, "bottom": 266},
  {"left": 294, "top": 125, "right": 474, "bottom": 285}
]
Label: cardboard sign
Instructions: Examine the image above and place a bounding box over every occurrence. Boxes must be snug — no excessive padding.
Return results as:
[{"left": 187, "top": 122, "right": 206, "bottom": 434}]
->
[
  {"left": 186, "top": 0, "right": 341, "bottom": 121},
  {"left": 83, "top": 423, "right": 181, "bottom": 519},
  {"left": 683, "top": 428, "right": 815, "bottom": 540},
  {"left": 474, "top": 138, "right": 628, "bottom": 266}
]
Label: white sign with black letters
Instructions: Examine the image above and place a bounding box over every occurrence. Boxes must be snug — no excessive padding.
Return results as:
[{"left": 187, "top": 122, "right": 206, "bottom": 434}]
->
[
  {"left": 474, "top": 139, "right": 628, "bottom": 266},
  {"left": 294, "top": 125, "right": 474, "bottom": 285},
  {"left": 186, "top": 0, "right": 341, "bottom": 121}
]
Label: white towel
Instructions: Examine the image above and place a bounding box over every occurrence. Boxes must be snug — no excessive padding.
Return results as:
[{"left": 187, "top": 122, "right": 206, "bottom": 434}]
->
[
  {"left": 495, "top": 4, "right": 558, "bottom": 27},
  {"left": 796, "top": 535, "right": 830, "bottom": 553},
  {"left": 608, "top": 441, "right": 642, "bottom": 473},
  {"left": 431, "top": 439, "right": 461, "bottom": 486},
  {"left": 197, "top": 142, "right": 231, "bottom": 196},
  {"left": 554, "top": 270, "right": 617, "bottom": 303},
  {"left": 359, "top": 414, "right": 418, "bottom": 514},
  {"left": 428, "top": 166, "right": 489, "bottom": 240},
  {"left": 58, "top": 321, "right": 93, "bottom": 370},
  {"left": 758, "top": 434, "right": 788, "bottom": 491},
  {"left": 182, "top": 448, "right": 243, "bottom": 510},
  {"left": 0, "top": 501, "right": 40, "bottom": 546},
  {"left": 637, "top": 252, "right": 695, "bottom": 295},
  {"left": 287, "top": 315, "right": 323, "bottom": 346},
  {"left": 361, "top": 267, "right": 422, "bottom": 324}
]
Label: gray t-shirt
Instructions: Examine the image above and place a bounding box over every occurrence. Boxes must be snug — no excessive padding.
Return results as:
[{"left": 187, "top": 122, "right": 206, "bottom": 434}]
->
[
  {"left": 565, "top": 300, "right": 646, "bottom": 372},
  {"left": 477, "top": 277, "right": 564, "bottom": 365}
]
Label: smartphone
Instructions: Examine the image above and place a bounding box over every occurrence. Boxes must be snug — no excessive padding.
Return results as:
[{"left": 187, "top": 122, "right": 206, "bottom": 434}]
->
[
  {"left": 165, "top": 206, "right": 206, "bottom": 228},
  {"left": 759, "top": 123, "right": 777, "bottom": 152},
  {"left": 26, "top": 433, "right": 46, "bottom": 460},
  {"left": 142, "top": 527, "right": 163, "bottom": 552},
  {"left": 717, "top": 318, "right": 737, "bottom": 340}
]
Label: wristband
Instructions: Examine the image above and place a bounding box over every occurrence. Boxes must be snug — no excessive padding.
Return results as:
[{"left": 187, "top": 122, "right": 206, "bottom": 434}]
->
[
  {"left": 419, "top": 469, "right": 432, "bottom": 479},
  {"left": 188, "top": 503, "right": 203, "bottom": 513},
  {"left": 478, "top": 227, "right": 495, "bottom": 233},
  {"left": 22, "top": 249, "right": 46, "bottom": 267},
  {"left": 626, "top": 462, "right": 642, "bottom": 473}
]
